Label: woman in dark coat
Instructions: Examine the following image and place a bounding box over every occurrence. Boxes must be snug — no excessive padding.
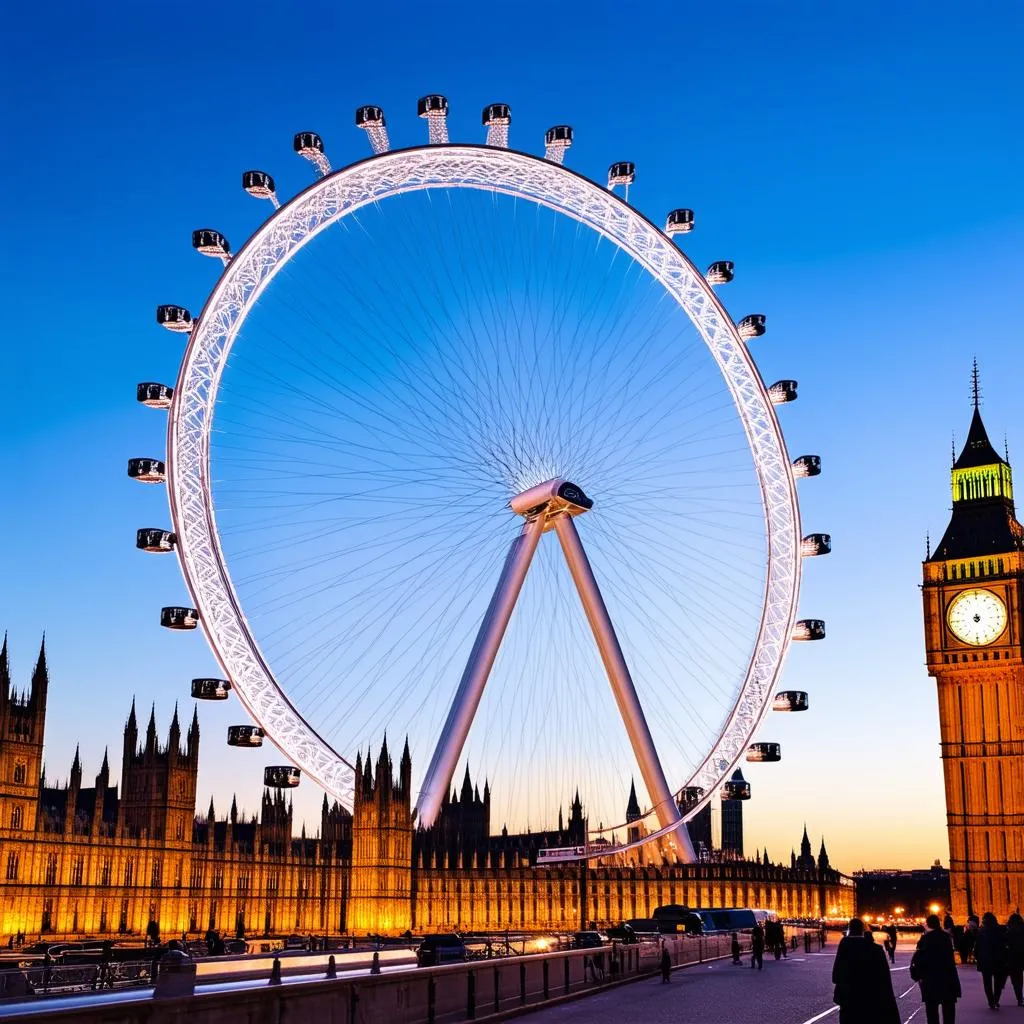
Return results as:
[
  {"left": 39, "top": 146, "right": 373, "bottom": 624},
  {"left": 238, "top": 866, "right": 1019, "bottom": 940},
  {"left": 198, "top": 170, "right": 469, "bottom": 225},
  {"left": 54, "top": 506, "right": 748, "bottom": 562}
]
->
[
  {"left": 1007, "top": 913, "right": 1024, "bottom": 1007},
  {"left": 975, "top": 912, "right": 1009, "bottom": 1009},
  {"left": 832, "top": 918, "right": 900, "bottom": 1024},
  {"left": 912, "top": 914, "right": 961, "bottom": 1024}
]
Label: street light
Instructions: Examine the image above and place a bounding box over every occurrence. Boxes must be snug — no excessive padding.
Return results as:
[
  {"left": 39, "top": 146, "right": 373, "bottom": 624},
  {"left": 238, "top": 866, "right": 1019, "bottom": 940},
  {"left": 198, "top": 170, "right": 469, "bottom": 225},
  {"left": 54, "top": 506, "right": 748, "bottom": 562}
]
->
[
  {"left": 929, "top": 903, "right": 942, "bottom": 915},
  {"left": 894, "top": 906, "right": 905, "bottom": 917}
]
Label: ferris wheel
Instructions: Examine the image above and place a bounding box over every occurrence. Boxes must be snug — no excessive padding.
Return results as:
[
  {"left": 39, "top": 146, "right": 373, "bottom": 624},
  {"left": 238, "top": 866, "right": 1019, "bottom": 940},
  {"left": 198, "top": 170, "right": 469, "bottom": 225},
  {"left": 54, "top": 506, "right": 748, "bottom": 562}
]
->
[{"left": 128, "top": 96, "right": 829, "bottom": 862}]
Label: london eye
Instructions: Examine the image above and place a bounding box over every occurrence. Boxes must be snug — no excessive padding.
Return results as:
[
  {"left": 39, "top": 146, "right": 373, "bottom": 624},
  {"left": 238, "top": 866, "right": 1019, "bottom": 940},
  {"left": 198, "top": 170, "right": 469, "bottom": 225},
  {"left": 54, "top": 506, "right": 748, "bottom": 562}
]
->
[{"left": 128, "top": 96, "right": 827, "bottom": 861}]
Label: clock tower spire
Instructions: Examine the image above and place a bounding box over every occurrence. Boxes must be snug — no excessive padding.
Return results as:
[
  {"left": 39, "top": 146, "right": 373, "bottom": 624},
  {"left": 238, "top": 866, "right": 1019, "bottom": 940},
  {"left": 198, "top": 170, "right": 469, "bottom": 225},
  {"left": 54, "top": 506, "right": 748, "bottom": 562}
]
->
[{"left": 922, "top": 370, "right": 1023, "bottom": 921}]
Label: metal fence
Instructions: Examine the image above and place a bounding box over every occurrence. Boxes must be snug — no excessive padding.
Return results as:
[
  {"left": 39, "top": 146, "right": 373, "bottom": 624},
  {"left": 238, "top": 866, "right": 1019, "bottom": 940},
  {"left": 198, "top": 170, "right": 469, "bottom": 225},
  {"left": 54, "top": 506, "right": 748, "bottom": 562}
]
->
[{"left": 0, "top": 959, "right": 154, "bottom": 999}]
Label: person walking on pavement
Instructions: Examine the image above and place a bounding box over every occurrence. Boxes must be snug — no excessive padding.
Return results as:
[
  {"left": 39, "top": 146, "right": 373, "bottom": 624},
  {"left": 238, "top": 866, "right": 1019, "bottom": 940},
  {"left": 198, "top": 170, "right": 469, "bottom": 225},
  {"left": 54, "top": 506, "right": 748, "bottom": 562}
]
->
[
  {"left": 885, "top": 922, "right": 898, "bottom": 964},
  {"left": 831, "top": 918, "right": 899, "bottom": 1024},
  {"left": 911, "top": 914, "right": 961, "bottom": 1024},
  {"left": 750, "top": 923, "right": 765, "bottom": 971},
  {"left": 660, "top": 943, "right": 672, "bottom": 983},
  {"left": 1006, "top": 913, "right": 1024, "bottom": 1007},
  {"left": 731, "top": 931, "right": 743, "bottom": 965},
  {"left": 975, "top": 911, "right": 1009, "bottom": 1010},
  {"left": 964, "top": 914, "right": 980, "bottom": 964}
]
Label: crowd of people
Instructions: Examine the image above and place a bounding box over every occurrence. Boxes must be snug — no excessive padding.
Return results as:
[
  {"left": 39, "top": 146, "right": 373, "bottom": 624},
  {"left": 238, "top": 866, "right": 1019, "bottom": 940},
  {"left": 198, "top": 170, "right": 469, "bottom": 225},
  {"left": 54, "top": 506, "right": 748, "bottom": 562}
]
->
[{"left": 831, "top": 911, "right": 1024, "bottom": 1023}]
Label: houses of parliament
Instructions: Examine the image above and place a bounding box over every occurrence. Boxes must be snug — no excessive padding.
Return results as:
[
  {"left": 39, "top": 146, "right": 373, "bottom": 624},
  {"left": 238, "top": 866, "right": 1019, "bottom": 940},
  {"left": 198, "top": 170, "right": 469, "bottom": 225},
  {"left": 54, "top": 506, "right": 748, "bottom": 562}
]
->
[{"left": 0, "top": 639, "right": 854, "bottom": 942}]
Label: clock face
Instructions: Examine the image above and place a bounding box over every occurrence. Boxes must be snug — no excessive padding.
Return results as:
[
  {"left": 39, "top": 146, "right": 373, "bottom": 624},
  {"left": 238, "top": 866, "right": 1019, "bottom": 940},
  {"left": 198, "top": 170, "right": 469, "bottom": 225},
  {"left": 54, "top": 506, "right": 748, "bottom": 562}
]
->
[{"left": 946, "top": 588, "right": 1008, "bottom": 646}]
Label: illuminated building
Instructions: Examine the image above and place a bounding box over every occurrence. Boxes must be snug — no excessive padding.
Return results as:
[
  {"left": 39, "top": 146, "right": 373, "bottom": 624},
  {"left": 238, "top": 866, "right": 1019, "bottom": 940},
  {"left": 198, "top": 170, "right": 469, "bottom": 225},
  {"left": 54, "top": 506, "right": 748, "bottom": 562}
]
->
[
  {"left": 922, "top": 374, "right": 1024, "bottom": 919},
  {"left": 0, "top": 640, "right": 854, "bottom": 939}
]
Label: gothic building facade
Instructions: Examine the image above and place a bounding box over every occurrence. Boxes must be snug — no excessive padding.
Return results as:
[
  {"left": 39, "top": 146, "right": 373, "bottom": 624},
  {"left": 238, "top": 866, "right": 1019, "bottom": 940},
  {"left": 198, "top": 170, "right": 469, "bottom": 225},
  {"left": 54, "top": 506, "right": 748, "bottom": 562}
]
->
[
  {"left": 923, "top": 381, "right": 1024, "bottom": 920},
  {"left": 0, "top": 640, "right": 855, "bottom": 940}
]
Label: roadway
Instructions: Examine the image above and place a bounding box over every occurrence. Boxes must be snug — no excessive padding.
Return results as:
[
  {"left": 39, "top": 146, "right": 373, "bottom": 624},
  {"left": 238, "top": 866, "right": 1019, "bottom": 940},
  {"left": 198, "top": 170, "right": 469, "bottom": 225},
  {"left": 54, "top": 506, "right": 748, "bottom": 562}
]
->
[
  {"left": 0, "top": 951, "right": 414, "bottom": 1018},
  {"left": 526, "top": 941, "right": 1005, "bottom": 1024}
]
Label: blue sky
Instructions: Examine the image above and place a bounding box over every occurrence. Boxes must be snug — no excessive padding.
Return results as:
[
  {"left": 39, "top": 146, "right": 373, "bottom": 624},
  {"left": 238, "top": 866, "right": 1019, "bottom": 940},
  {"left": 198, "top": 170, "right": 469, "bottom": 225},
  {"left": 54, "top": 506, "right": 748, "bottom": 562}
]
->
[{"left": 1, "top": 1, "right": 1022, "bottom": 871}]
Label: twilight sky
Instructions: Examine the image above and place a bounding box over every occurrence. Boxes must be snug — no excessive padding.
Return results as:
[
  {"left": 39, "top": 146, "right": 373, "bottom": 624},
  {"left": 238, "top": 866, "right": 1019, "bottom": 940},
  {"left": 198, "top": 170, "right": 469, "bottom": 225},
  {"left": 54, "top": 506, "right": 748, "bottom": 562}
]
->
[{"left": 1, "top": 0, "right": 1022, "bottom": 872}]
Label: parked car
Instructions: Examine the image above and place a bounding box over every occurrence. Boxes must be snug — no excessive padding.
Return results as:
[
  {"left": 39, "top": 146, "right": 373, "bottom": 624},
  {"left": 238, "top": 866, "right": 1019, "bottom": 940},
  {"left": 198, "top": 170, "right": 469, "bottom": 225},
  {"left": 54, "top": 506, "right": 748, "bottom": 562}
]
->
[
  {"left": 416, "top": 934, "right": 467, "bottom": 967},
  {"left": 573, "top": 931, "right": 607, "bottom": 949}
]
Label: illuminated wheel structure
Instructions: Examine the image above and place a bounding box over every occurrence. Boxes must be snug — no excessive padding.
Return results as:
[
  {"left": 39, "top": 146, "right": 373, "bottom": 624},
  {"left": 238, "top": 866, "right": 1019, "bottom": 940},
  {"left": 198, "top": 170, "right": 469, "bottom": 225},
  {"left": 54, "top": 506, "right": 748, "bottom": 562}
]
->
[{"left": 128, "top": 96, "right": 829, "bottom": 856}]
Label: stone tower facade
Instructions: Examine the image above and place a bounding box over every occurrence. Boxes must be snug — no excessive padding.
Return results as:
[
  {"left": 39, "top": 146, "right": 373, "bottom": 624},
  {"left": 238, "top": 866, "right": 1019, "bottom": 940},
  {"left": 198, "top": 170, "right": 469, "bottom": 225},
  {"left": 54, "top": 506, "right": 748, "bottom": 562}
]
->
[
  {"left": 923, "top": 385, "right": 1024, "bottom": 920},
  {"left": 119, "top": 701, "right": 199, "bottom": 846},
  {"left": 0, "top": 637, "right": 47, "bottom": 836},
  {"left": 347, "top": 738, "right": 414, "bottom": 934}
]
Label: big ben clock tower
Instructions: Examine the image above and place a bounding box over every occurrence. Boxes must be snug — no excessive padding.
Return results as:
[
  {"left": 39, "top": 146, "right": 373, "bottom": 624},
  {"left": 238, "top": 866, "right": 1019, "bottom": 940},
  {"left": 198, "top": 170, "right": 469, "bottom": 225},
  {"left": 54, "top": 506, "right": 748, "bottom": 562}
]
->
[{"left": 923, "top": 371, "right": 1024, "bottom": 921}]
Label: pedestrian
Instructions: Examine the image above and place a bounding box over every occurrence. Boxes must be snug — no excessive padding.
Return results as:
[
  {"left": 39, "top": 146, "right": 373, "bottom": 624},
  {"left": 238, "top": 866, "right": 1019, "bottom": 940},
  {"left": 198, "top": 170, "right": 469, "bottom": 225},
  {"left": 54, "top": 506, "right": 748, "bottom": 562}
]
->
[
  {"left": 1006, "top": 913, "right": 1024, "bottom": 1007},
  {"left": 831, "top": 918, "right": 899, "bottom": 1024},
  {"left": 910, "top": 913, "right": 961, "bottom": 1024},
  {"left": 660, "top": 943, "right": 671, "bottom": 983},
  {"left": 779, "top": 921, "right": 788, "bottom": 958},
  {"left": 751, "top": 923, "right": 765, "bottom": 971},
  {"left": 885, "top": 922, "right": 897, "bottom": 964},
  {"left": 964, "top": 914, "right": 980, "bottom": 965},
  {"left": 974, "top": 912, "right": 1009, "bottom": 1010},
  {"left": 731, "top": 931, "right": 743, "bottom": 965}
]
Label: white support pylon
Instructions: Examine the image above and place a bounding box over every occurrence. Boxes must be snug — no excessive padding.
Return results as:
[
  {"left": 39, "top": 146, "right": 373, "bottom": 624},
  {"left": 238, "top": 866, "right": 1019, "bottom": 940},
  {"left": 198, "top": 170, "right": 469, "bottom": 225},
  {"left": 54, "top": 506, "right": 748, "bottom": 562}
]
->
[{"left": 415, "top": 478, "right": 696, "bottom": 864}]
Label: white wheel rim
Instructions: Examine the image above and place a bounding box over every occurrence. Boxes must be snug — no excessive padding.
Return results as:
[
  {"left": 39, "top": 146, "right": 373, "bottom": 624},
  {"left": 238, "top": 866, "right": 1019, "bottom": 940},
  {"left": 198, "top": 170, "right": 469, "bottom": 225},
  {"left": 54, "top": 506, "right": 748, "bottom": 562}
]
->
[{"left": 166, "top": 144, "right": 802, "bottom": 823}]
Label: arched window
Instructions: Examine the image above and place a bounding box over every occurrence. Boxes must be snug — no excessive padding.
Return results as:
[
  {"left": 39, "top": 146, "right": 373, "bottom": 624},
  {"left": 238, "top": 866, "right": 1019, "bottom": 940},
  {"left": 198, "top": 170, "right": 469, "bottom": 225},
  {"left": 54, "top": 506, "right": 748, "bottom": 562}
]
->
[
  {"left": 13, "top": 762, "right": 26, "bottom": 785},
  {"left": 11, "top": 806, "right": 23, "bottom": 829}
]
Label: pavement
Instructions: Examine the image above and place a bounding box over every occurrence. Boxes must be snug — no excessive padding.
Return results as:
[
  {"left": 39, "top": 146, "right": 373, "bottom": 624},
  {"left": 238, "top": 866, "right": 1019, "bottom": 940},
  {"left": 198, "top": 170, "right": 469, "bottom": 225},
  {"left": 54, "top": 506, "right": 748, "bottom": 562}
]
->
[{"left": 524, "top": 941, "right": 1021, "bottom": 1024}]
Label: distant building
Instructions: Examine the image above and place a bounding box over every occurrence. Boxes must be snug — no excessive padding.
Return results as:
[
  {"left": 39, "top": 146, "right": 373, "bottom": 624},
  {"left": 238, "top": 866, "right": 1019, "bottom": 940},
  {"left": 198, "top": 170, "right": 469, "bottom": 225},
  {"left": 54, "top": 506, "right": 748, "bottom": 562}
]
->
[
  {"left": 922, "top": 375, "right": 1023, "bottom": 920},
  {"left": 721, "top": 769, "right": 745, "bottom": 857},
  {"left": 0, "top": 637, "right": 856, "bottom": 939},
  {"left": 854, "top": 863, "right": 951, "bottom": 919}
]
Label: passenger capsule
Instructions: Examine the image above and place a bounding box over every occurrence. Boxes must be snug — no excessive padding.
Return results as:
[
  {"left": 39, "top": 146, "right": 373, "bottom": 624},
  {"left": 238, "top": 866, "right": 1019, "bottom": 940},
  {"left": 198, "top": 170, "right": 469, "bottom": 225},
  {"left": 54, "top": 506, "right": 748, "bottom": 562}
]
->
[
  {"left": 792, "top": 618, "right": 826, "bottom": 642},
  {"left": 192, "top": 678, "right": 230, "bottom": 700},
  {"left": 721, "top": 779, "right": 751, "bottom": 801},
  {"left": 156, "top": 305, "right": 193, "bottom": 333},
  {"left": 192, "top": 229, "right": 230, "bottom": 260},
  {"left": 127, "top": 458, "right": 166, "bottom": 484},
  {"left": 293, "top": 131, "right": 324, "bottom": 156},
  {"left": 773, "top": 690, "right": 809, "bottom": 712},
  {"left": 665, "top": 209, "right": 695, "bottom": 236},
  {"left": 545, "top": 125, "right": 573, "bottom": 147},
  {"left": 136, "top": 382, "right": 173, "bottom": 409},
  {"left": 160, "top": 606, "right": 199, "bottom": 630},
  {"left": 264, "top": 766, "right": 301, "bottom": 788},
  {"left": 607, "top": 161, "right": 635, "bottom": 188},
  {"left": 792, "top": 455, "right": 822, "bottom": 478},
  {"left": 228, "top": 725, "right": 264, "bottom": 747},
  {"left": 355, "top": 105, "right": 385, "bottom": 128},
  {"left": 417, "top": 95, "right": 449, "bottom": 143},
  {"left": 768, "top": 380, "right": 798, "bottom": 405},
  {"left": 136, "top": 528, "right": 175, "bottom": 553},
  {"left": 746, "top": 742, "right": 782, "bottom": 763},
  {"left": 736, "top": 313, "right": 766, "bottom": 340},
  {"left": 705, "top": 261, "right": 735, "bottom": 286},
  {"left": 417, "top": 94, "right": 449, "bottom": 118},
  {"left": 242, "top": 170, "right": 277, "bottom": 201},
  {"left": 482, "top": 103, "right": 512, "bottom": 147},
  {"left": 482, "top": 102, "right": 511, "bottom": 126},
  {"left": 679, "top": 786, "right": 704, "bottom": 808},
  {"left": 801, "top": 533, "right": 832, "bottom": 557}
]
